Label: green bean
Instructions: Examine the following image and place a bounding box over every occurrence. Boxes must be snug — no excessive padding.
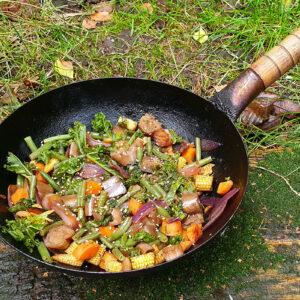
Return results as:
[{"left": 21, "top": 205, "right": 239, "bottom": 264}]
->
[
  {"left": 40, "top": 171, "right": 60, "bottom": 192},
  {"left": 76, "top": 181, "right": 86, "bottom": 222},
  {"left": 153, "top": 146, "right": 169, "bottom": 160},
  {"left": 157, "top": 231, "right": 168, "bottom": 243},
  {"left": 116, "top": 186, "right": 141, "bottom": 207},
  {"left": 98, "top": 191, "right": 108, "bottom": 209},
  {"left": 137, "top": 148, "right": 143, "bottom": 165},
  {"left": 43, "top": 134, "right": 71, "bottom": 143},
  {"left": 87, "top": 154, "right": 122, "bottom": 178},
  {"left": 72, "top": 227, "right": 87, "bottom": 240},
  {"left": 100, "top": 236, "right": 114, "bottom": 249},
  {"left": 17, "top": 175, "right": 24, "bottom": 188},
  {"left": 128, "top": 130, "right": 141, "bottom": 146},
  {"left": 40, "top": 220, "right": 64, "bottom": 236},
  {"left": 29, "top": 175, "right": 36, "bottom": 199},
  {"left": 149, "top": 239, "right": 160, "bottom": 246},
  {"left": 195, "top": 137, "right": 201, "bottom": 161},
  {"left": 126, "top": 238, "right": 136, "bottom": 247},
  {"left": 49, "top": 151, "right": 67, "bottom": 161},
  {"left": 29, "top": 143, "right": 53, "bottom": 160},
  {"left": 198, "top": 156, "right": 212, "bottom": 167},
  {"left": 146, "top": 137, "right": 152, "bottom": 155},
  {"left": 112, "top": 248, "right": 125, "bottom": 261},
  {"left": 24, "top": 136, "right": 38, "bottom": 153},
  {"left": 77, "top": 232, "right": 100, "bottom": 244},
  {"left": 140, "top": 178, "right": 161, "bottom": 199},
  {"left": 108, "top": 217, "right": 132, "bottom": 242},
  {"left": 153, "top": 184, "right": 166, "bottom": 198},
  {"left": 90, "top": 132, "right": 103, "bottom": 140},
  {"left": 58, "top": 140, "right": 64, "bottom": 155},
  {"left": 151, "top": 201, "right": 170, "bottom": 218},
  {"left": 37, "top": 242, "right": 53, "bottom": 263}
]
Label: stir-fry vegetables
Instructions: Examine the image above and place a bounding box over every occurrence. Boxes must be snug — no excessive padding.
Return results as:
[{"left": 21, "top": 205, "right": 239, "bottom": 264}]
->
[{"left": 1, "top": 112, "right": 239, "bottom": 272}]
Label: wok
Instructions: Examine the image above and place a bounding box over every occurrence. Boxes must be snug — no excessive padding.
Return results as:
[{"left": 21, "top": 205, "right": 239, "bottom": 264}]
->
[{"left": 0, "top": 29, "right": 299, "bottom": 278}]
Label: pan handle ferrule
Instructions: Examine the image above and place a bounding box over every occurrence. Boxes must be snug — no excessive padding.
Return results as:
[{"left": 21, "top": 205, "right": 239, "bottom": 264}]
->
[{"left": 211, "top": 27, "right": 300, "bottom": 122}]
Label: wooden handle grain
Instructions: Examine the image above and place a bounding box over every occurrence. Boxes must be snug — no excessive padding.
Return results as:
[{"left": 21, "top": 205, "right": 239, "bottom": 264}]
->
[{"left": 250, "top": 28, "right": 300, "bottom": 88}]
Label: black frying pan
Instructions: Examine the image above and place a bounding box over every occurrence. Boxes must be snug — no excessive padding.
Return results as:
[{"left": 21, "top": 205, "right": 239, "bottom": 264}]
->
[{"left": 0, "top": 29, "right": 299, "bottom": 278}]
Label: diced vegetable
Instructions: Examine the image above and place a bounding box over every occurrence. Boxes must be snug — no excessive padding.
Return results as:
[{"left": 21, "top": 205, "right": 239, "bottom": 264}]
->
[
  {"left": 73, "top": 241, "right": 100, "bottom": 260},
  {"left": 194, "top": 175, "right": 213, "bottom": 191},
  {"left": 100, "top": 252, "right": 118, "bottom": 270},
  {"left": 130, "top": 252, "right": 155, "bottom": 270},
  {"left": 182, "top": 147, "right": 196, "bottom": 164},
  {"left": 186, "top": 224, "right": 202, "bottom": 244},
  {"left": 161, "top": 219, "right": 182, "bottom": 236},
  {"left": 128, "top": 198, "right": 143, "bottom": 215},
  {"left": 98, "top": 225, "right": 115, "bottom": 237},
  {"left": 117, "top": 116, "right": 137, "bottom": 131},
  {"left": 122, "top": 257, "right": 132, "bottom": 271},
  {"left": 217, "top": 180, "right": 233, "bottom": 195},
  {"left": 11, "top": 188, "right": 29, "bottom": 205},
  {"left": 44, "top": 158, "right": 60, "bottom": 173},
  {"left": 85, "top": 181, "right": 103, "bottom": 195}
]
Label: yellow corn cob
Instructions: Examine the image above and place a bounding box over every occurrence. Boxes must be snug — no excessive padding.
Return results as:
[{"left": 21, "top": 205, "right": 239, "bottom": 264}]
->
[
  {"left": 87, "top": 245, "right": 106, "bottom": 266},
  {"left": 44, "top": 158, "right": 60, "bottom": 173},
  {"left": 195, "top": 175, "right": 213, "bottom": 191},
  {"left": 65, "top": 242, "right": 79, "bottom": 254},
  {"left": 152, "top": 244, "right": 159, "bottom": 254},
  {"left": 155, "top": 250, "right": 165, "bottom": 265},
  {"left": 201, "top": 163, "right": 215, "bottom": 176},
  {"left": 52, "top": 254, "right": 83, "bottom": 267},
  {"left": 177, "top": 157, "right": 186, "bottom": 170},
  {"left": 130, "top": 252, "right": 155, "bottom": 270},
  {"left": 117, "top": 116, "right": 137, "bottom": 131},
  {"left": 106, "top": 260, "right": 122, "bottom": 272}
]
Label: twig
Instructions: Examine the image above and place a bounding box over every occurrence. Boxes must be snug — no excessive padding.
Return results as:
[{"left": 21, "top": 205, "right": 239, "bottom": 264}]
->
[{"left": 254, "top": 165, "right": 300, "bottom": 197}]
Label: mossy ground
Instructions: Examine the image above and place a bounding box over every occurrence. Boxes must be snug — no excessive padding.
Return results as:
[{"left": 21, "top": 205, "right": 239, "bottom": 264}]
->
[{"left": 81, "top": 147, "right": 299, "bottom": 300}]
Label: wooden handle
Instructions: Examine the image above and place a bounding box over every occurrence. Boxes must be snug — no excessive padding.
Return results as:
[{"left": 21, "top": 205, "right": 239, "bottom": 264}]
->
[
  {"left": 250, "top": 28, "right": 300, "bottom": 88},
  {"left": 211, "top": 28, "right": 300, "bottom": 122}
]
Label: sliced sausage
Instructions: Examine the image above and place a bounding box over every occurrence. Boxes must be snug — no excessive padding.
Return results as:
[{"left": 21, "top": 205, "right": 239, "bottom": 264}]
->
[
  {"left": 152, "top": 129, "right": 172, "bottom": 147},
  {"left": 182, "top": 191, "right": 202, "bottom": 214},
  {"left": 141, "top": 155, "right": 162, "bottom": 173},
  {"left": 139, "top": 114, "right": 162, "bottom": 135},
  {"left": 162, "top": 244, "right": 183, "bottom": 262}
]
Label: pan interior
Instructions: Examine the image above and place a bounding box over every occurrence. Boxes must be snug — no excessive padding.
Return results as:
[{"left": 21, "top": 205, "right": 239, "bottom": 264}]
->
[{"left": 0, "top": 78, "right": 248, "bottom": 275}]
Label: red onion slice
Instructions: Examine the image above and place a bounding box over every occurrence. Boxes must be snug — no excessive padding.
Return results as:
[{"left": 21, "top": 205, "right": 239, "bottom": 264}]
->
[
  {"left": 200, "top": 195, "right": 220, "bottom": 206},
  {"left": 203, "top": 188, "right": 240, "bottom": 231},
  {"left": 86, "top": 133, "right": 110, "bottom": 148},
  {"left": 35, "top": 186, "right": 43, "bottom": 206},
  {"left": 77, "top": 163, "right": 106, "bottom": 179},
  {"left": 200, "top": 139, "right": 221, "bottom": 152},
  {"left": 132, "top": 200, "right": 167, "bottom": 223},
  {"left": 110, "top": 164, "right": 130, "bottom": 179},
  {"left": 102, "top": 175, "right": 127, "bottom": 198}
]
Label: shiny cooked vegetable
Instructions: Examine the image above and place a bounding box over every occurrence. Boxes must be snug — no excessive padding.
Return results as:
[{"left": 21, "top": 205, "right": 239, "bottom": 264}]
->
[{"left": 1, "top": 111, "right": 239, "bottom": 272}]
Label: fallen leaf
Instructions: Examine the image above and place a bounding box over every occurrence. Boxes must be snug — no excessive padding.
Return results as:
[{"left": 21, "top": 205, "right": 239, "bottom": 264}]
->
[
  {"left": 92, "top": 2, "right": 113, "bottom": 13},
  {"left": 82, "top": 17, "right": 97, "bottom": 29},
  {"left": 1, "top": 91, "right": 17, "bottom": 104},
  {"left": 0, "top": 0, "right": 39, "bottom": 20},
  {"left": 193, "top": 27, "right": 208, "bottom": 44},
  {"left": 90, "top": 10, "right": 113, "bottom": 22},
  {"left": 256, "top": 91, "right": 279, "bottom": 99},
  {"left": 53, "top": 59, "right": 74, "bottom": 79},
  {"left": 23, "top": 77, "right": 39, "bottom": 88},
  {"left": 273, "top": 100, "right": 300, "bottom": 119},
  {"left": 241, "top": 100, "right": 275, "bottom": 125},
  {"left": 257, "top": 116, "right": 282, "bottom": 131},
  {"left": 140, "top": 3, "right": 153, "bottom": 13}
]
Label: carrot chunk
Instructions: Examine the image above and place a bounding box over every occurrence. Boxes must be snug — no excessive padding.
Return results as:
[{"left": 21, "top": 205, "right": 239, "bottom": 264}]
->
[
  {"left": 128, "top": 198, "right": 143, "bottom": 215},
  {"left": 181, "top": 147, "right": 196, "bottom": 164},
  {"left": 73, "top": 241, "right": 100, "bottom": 261},
  {"left": 217, "top": 180, "right": 233, "bottom": 195},
  {"left": 161, "top": 219, "right": 182, "bottom": 236},
  {"left": 34, "top": 162, "right": 47, "bottom": 183},
  {"left": 11, "top": 188, "right": 29, "bottom": 205},
  {"left": 186, "top": 224, "right": 202, "bottom": 244},
  {"left": 85, "top": 181, "right": 103, "bottom": 195},
  {"left": 98, "top": 226, "right": 115, "bottom": 237}
]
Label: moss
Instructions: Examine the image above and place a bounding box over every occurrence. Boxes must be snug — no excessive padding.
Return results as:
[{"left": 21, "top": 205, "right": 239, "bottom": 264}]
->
[{"left": 81, "top": 147, "right": 299, "bottom": 299}]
